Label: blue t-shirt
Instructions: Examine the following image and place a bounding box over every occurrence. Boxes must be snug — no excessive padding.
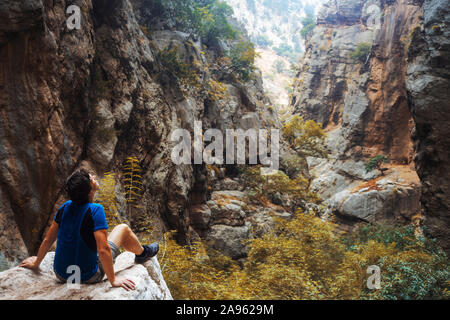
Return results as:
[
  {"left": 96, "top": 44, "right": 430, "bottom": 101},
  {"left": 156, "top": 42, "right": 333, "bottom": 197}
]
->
[{"left": 53, "top": 201, "right": 108, "bottom": 282}]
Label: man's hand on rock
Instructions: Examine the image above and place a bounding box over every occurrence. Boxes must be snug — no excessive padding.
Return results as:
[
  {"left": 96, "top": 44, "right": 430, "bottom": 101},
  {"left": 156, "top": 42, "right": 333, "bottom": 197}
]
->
[
  {"left": 111, "top": 277, "right": 136, "bottom": 291},
  {"left": 19, "top": 256, "right": 39, "bottom": 270}
]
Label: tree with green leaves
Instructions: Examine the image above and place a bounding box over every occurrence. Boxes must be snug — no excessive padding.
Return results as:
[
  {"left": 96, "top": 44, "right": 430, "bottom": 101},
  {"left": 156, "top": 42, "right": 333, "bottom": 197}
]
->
[
  {"left": 226, "top": 39, "right": 258, "bottom": 81},
  {"left": 148, "top": 0, "right": 238, "bottom": 46},
  {"left": 274, "top": 60, "right": 286, "bottom": 74},
  {"left": 300, "top": 14, "right": 316, "bottom": 39}
]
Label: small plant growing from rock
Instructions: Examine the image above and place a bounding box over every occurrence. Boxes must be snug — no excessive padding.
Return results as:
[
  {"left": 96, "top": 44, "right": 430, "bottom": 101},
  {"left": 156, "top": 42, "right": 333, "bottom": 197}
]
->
[
  {"left": 300, "top": 14, "right": 316, "bottom": 39},
  {"left": 156, "top": 42, "right": 198, "bottom": 85},
  {"left": 365, "top": 155, "right": 389, "bottom": 173},
  {"left": 225, "top": 38, "right": 258, "bottom": 82},
  {"left": 350, "top": 42, "right": 371, "bottom": 63}
]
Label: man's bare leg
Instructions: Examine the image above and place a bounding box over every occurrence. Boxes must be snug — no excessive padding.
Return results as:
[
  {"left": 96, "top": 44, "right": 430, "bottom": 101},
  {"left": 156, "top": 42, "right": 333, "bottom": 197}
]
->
[{"left": 107, "top": 224, "right": 144, "bottom": 255}]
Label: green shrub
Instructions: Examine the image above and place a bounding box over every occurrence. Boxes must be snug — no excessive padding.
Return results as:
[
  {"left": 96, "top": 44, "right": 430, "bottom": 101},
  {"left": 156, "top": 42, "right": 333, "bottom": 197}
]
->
[
  {"left": 225, "top": 39, "right": 258, "bottom": 81},
  {"left": 273, "top": 43, "right": 299, "bottom": 62},
  {"left": 241, "top": 165, "right": 317, "bottom": 205},
  {"left": 282, "top": 115, "right": 328, "bottom": 158},
  {"left": 300, "top": 14, "right": 316, "bottom": 39},
  {"left": 273, "top": 60, "right": 286, "bottom": 73},
  {"left": 365, "top": 155, "right": 388, "bottom": 173},
  {"left": 156, "top": 42, "right": 198, "bottom": 84},
  {"left": 350, "top": 42, "right": 371, "bottom": 63},
  {"left": 150, "top": 0, "right": 238, "bottom": 46},
  {"left": 255, "top": 34, "right": 273, "bottom": 48},
  {"left": 344, "top": 224, "right": 450, "bottom": 300},
  {"left": 280, "top": 154, "right": 308, "bottom": 179},
  {"left": 199, "top": 1, "right": 238, "bottom": 46}
]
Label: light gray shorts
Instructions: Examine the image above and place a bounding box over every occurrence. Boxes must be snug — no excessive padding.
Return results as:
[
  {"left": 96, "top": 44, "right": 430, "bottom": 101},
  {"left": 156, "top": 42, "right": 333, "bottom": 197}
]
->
[{"left": 55, "top": 241, "right": 120, "bottom": 284}]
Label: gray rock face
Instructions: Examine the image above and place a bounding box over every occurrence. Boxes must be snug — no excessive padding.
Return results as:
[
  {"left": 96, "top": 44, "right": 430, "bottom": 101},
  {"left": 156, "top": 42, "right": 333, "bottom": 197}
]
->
[
  {"left": 309, "top": 157, "right": 422, "bottom": 223},
  {"left": 197, "top": 187, "right": 292, "bottom": 259},
  {"left": 406, "top": 0, "right": 450, "bottom": 251},
  {"left": 335, "top": 178, "right": 421, "bottom": 222},
  {"left": 0, "top": 252, "right": 172, "bottom": 300},
  {"left": 318, "top": 0, "right": 365, "bottom": 25},
  {"left": 206, "top": 224, "right": 250, "bottom": 260},
  {"left": 291, "top": 0, "right": 423, "bottom": 226}
]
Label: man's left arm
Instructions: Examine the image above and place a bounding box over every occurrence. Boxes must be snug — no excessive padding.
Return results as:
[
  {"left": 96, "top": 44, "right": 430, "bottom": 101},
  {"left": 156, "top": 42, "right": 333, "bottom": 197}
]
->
[{"left": 19, "top": 221, "right": 59, "bottom": 270}]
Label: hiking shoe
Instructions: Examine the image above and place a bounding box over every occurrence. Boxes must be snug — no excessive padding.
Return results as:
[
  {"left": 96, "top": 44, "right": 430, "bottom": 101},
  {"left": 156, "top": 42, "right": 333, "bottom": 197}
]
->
[{"left": 135, "top": 242, "right": 159, "bottom": 264}]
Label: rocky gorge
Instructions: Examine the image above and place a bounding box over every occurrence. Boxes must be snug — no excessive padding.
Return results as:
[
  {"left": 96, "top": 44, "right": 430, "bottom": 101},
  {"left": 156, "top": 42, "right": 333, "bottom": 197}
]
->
[
  {"left": 290, "top": 0, "right": 449, "bottom": 251},
  {"left": 0, "top": 0, "right": 448, "bottom": 300},
  {"left": 0, "top": 0, "right": 276, "bottom": 270}
]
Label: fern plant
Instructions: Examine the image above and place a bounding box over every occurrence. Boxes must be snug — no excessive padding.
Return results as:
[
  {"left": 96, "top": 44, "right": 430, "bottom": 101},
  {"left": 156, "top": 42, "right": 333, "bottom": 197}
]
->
[{"left": 123, "top": 156, "right": 144, "bottom": 216}]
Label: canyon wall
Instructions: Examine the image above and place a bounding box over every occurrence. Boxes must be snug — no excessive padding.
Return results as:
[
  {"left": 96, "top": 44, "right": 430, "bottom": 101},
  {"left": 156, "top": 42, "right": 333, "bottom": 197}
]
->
[
  {"left": 291, "top": 0, "right": 449, "bottom": 250},
  {"left": 0, "top": 0, "right": 448, "bottom": 269},
  {"left": 406, "top": 0, "right": 450, "bottom": 252},
  {"left": 0, "top": 0, "right": 275, "bottom": 267}
]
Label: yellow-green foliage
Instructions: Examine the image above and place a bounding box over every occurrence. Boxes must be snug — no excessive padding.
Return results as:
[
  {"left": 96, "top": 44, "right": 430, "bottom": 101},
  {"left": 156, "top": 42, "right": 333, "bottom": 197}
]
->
[
  {"left": 159, "top": 211, "right": 449, "bottom": 300},
  {"left": 280, "top": 154, "right": 308, "bottom": 179},
  {"left": 432, "top": 25, "right": 441, "bottom": 32},
  {"left": 123, "top": 156, "right": 144, "bottom": 214},
  {"left": 157, "top": 42, "right": 199, "bottom": 85},
  {"left": 140, "top": 25, "right": 151, "bottom": 37},
  {"left": 226, "top": 38, "right": 259, "bottom": 82},
  {"left": 96, "top": 172, "right": 122, "bottom": 229},
  {"left": 241, "top": 166, "right": 316, "bottom": 204},
  {"left": 206, "top": 78, "right": 228, "bottom": 101},
  {"left": 282, "top": 115, "right": 328, "bottom": 158},
  {"left": 159, "top": 233, "right": 237, "bottom": 300},
  {"left": 240, "top": 211, "right": 356, "bottom": 299}
]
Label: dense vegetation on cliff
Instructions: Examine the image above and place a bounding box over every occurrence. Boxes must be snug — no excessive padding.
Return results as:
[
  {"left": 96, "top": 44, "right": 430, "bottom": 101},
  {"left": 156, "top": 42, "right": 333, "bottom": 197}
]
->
[{"left": 139, "top": 0, "right": 258, "bottom": 81}]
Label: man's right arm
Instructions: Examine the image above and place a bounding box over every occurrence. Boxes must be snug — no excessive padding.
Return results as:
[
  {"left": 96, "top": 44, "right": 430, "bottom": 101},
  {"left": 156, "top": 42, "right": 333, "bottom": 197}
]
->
[{"left": 93, "top": 230, "right": 135, "bottom": 291}]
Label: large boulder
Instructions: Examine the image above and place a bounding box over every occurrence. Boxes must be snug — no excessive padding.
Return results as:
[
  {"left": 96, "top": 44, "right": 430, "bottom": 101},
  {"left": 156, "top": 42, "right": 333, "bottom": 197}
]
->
[
  {"left": 0, "top": 252, "right": 173, "bottom": 300},
  {"left": 206, "top": 224, "right": 250, "bottom": 260}
]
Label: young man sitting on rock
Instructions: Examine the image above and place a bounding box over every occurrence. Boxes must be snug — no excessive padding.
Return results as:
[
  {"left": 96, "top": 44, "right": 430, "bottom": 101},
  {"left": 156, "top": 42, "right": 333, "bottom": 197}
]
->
[{"left": 19, "top": 169, "right": 159, "bottom": 291}]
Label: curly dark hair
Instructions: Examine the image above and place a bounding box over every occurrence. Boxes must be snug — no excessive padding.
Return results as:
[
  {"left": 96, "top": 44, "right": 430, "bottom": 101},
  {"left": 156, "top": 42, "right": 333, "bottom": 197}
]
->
[{"left": 65, "top": 169, "right": 92, "bottom": 204}]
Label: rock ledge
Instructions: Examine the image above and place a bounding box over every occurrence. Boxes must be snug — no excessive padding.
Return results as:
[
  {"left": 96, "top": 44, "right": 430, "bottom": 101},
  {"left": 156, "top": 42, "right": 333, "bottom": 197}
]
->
[{"left": 0, "top": 252, "right": 173, "bottom": 300}]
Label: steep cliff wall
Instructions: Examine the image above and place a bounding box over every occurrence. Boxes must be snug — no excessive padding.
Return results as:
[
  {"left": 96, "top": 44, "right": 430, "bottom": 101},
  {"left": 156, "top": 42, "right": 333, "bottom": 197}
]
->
[
  {"left": 291, "top": 0, "right": 449, "bottom": 250},
  {"left": 406, "top": 0, "right": 450, "bottom": 252},
  {"left": 0, "top": 0, "right": 275, "bottom": 267}
]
